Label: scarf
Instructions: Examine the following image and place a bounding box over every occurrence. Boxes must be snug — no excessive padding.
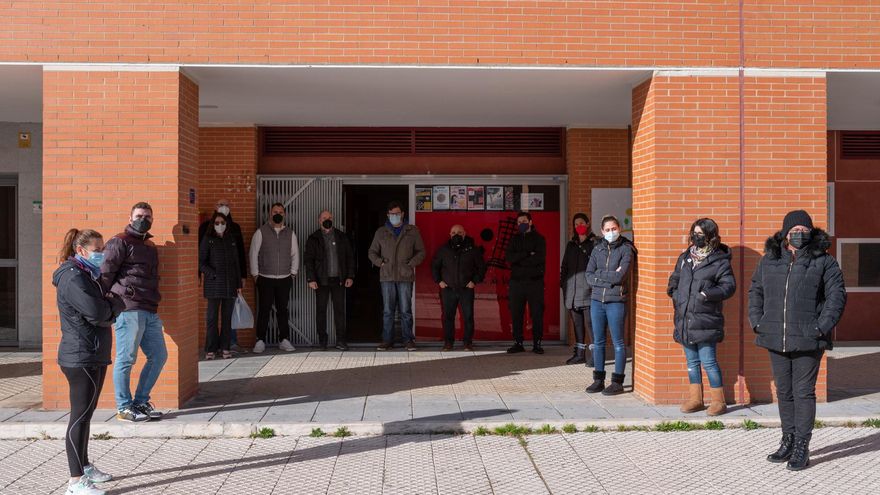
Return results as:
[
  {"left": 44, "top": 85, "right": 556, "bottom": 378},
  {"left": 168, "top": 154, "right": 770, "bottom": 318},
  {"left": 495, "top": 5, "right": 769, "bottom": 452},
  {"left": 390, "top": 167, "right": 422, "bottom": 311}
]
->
[
  {"left": 688, "top": 244, "right": 713, "bottom": 267},
  {"left": 386, "top": 220, "right": 406, "bottom": 238}
]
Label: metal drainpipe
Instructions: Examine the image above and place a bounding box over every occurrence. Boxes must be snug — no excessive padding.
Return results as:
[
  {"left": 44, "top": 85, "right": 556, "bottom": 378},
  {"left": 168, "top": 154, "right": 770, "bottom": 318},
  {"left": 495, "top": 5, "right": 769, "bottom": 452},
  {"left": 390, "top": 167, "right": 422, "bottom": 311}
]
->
[{"left": 737, "top": 0, "right": 747, "bottom": 406}]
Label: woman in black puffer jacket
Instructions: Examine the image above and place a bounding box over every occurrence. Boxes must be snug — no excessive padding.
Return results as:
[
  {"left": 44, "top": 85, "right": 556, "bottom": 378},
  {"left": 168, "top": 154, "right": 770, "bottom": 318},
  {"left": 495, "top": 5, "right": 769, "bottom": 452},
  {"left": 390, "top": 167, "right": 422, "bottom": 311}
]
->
[
  {"left": 53, "top": 228, "right": 124, "bottom": 494},
  {"left": 667, "top": 218, "right": 736, "bottom": 416},
  {"left": 749, "top": 210, "right": 846, "bottom": 471},
  {"left": 560, "top": 213, "right": 597, "bottom": 366},
  {"left": 199, "top": 212, "right": 243, "bottom": 359}
]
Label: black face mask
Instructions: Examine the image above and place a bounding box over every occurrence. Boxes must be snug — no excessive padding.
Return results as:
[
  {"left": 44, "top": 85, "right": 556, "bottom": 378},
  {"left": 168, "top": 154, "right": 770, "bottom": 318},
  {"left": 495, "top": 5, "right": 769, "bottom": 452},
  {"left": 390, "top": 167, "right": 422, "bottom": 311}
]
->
[
  {"left": 451, "top": 234, "right": 464, "bottom": 246},
  {"left": 272, "top": 214, "right": 284, "bottom": 224},
  {"left": 131, "top": 218, "right": 152, "bottom": 234},
  {"left": 690, "top": 233, "right": 708, "bottom": 248},
  {"left": 322, "top": 219, "right": 333, "bottom": 229},
  {"left": 789, "top": 231, "right": 810, "bottom": 249}
]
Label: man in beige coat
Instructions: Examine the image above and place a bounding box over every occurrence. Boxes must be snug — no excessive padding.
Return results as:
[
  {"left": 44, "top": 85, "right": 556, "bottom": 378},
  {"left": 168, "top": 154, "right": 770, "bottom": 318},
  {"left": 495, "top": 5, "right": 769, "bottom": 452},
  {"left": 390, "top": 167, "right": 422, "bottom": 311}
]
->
[{"left": 368, "top": 200, "right": 426, "bottom": 350}]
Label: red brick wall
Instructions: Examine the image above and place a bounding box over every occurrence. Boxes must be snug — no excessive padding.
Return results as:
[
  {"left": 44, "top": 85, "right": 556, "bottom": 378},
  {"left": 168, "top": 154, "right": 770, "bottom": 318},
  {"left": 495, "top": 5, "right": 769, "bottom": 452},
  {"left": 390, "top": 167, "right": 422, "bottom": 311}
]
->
[
  {"left": 565, "top": 128, "right": 631, "bottom": 230},
  {"left": 631, "top": 74, "right": 828, "bottom": 405},
  {"left": 197, "top": 128, "right": 259, "bottom": 349},
  {"left": 42, "top": 70, "right": 200, "bottom": 409}
]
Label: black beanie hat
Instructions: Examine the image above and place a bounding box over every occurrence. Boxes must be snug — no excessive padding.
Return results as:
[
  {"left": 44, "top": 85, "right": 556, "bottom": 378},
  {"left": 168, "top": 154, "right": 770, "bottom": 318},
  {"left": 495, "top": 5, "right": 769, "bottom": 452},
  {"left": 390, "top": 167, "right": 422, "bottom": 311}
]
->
[{"left": 781, "top": 210, "right": 813, "bottom": 237}]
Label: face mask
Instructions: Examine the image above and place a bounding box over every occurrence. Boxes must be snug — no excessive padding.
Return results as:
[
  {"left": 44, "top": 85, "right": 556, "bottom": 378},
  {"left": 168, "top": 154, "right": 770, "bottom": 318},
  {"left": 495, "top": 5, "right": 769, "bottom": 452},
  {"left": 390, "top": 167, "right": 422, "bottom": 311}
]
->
[
  {"left": 217, "top": 205, "right": 230, "bottom": 216},
  {"left": 85, "top": 251, "right": 104, "bottom": 268},
  {"left": 691, "top": 233, "right": 708, "bottom": 248},
  {"left": 272, "top": 213, "right": 284, "bottom": 224},
  {"left": 131, "top": 218, "right": 152, "bottom": 234},
  {"left": 214, "top": 224, "right": 227, "bottom": 234},
  {"left": 322, "top": 219, "right": 333, "bottom": 229},
  {"left": 604, "top": 231, "right": 619, "bottom": 243},
  {"left": 789, "top": 231, "right": 810, "bottom": 249},
  {"left": 451, "top": 234, "right": 464, "bottom": 246},
  {"left": 575, "top": 225, "right": 589, "bottom": 236},
  {"left": 518, "top": 223, "right": 529, "bottom": 234},
  {"left": 388, "top": 214, "right": 402, "bottom": 226}
]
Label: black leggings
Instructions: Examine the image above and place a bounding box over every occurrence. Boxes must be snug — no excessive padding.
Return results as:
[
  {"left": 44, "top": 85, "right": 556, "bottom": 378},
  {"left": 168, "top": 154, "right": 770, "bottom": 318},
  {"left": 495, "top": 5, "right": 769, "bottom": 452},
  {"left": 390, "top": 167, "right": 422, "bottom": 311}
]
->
[{"left": 61, "top": 365, "right": 107, "bottom": 477}]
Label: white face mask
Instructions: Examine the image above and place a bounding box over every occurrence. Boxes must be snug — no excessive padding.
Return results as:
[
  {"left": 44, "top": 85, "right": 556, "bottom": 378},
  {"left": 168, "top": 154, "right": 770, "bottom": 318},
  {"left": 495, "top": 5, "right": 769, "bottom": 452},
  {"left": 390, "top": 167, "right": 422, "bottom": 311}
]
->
[
  {"left": 214, "top": 224, "right": 227, "bottom": 234},
  {"left": 217, "top": 205, "right": 230, "bottom": 216},
  {"left": 604, "top": 231, "right": 620, "bottom": 243}
]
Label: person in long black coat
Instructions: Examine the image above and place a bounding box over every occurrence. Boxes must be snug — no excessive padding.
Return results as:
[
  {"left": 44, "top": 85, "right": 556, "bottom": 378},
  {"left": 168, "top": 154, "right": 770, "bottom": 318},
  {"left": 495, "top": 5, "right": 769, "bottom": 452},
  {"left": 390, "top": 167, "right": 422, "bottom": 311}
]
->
[
  {"left": 199, "top": 212, "right": 243, "bottom": 359},
  {"left": 667, "top": 218, "right": 736, "bottom": 416},
  {"left": 749, "top": 210, "right": 846, "bottom": 471},
  {"left": 560, "top": 213, "right": 597, "bottom": 366}
]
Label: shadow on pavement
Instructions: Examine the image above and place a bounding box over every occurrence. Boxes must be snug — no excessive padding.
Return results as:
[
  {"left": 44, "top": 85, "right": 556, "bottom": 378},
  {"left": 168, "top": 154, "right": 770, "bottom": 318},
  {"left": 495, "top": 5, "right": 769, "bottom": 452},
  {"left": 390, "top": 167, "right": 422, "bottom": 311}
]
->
[{"left": 811, "top": 431, "right": 880, "bottom": 466}]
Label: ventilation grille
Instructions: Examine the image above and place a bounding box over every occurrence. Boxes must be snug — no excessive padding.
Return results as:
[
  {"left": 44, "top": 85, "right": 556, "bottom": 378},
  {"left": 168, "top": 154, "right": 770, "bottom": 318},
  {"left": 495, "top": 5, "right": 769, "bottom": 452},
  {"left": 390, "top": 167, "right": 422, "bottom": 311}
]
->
[
  {"left": 262, "top": 128, "right": 564, "bottom": 156},
  {"left": 841, "top": 132, "right": 880, "bottom": 159}
]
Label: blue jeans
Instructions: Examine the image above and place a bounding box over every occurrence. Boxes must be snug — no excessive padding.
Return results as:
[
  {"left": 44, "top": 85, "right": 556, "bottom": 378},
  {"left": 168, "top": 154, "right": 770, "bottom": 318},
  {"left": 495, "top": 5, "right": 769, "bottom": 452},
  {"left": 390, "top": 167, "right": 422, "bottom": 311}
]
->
[
  {"left": 113, "top": 310, "right": 168, "bottom": 410},
  {"left": 590, "top": 301, "right": 626, "bottom": 375},
  {"left": 381, "top": 281, "right": 414, "bottom": 343},
  {"left": 682, "top": 342, "right": 723, "bottom": 388}
]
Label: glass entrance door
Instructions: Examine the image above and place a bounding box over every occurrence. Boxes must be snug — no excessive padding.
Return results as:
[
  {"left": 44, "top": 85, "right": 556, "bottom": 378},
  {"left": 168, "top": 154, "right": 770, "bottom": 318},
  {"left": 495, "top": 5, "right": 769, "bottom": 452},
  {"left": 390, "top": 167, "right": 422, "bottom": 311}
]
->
[{"left": 0, "top": 180, "right": 16, "bottom": 344}]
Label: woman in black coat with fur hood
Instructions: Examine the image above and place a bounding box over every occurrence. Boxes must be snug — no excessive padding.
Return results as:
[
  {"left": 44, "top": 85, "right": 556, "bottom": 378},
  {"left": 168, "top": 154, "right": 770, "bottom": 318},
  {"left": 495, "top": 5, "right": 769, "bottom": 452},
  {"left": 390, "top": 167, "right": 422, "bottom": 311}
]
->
[
  {"left": 749, "top": 210, "right": 846, "bottom": 471},
  {"left": 667, "top": 218, "right": 736, "bottom": 417}
]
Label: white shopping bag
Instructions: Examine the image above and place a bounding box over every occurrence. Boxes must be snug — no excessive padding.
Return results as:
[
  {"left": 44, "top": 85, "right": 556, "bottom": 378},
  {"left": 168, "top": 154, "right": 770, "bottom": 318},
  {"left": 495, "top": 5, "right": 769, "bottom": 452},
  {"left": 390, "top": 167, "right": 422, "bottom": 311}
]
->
[{"left": 231, "top": 293, "right": 254, "bottom": 329}]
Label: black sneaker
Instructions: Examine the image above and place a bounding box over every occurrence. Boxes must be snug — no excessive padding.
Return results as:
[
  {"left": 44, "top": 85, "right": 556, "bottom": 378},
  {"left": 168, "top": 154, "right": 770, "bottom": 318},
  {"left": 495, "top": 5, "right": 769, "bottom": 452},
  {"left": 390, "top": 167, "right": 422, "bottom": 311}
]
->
[
  {"left": 506, "top": 342, "right": 525, "bottom": 354},
  {"left": 134, "top": 402, "right": 163, "bottom": 420},
  {"left": 116, "top": 406, "right": 149, "bottom": 422},
  {"left": 532, "top": 343, "right": 544, "bottom": 354},
  {"left": 335, "top": 342, "right": 349, "bottom": 351},
  {"left": 319, "top": 342, "right": 328, "bottom": 351}
]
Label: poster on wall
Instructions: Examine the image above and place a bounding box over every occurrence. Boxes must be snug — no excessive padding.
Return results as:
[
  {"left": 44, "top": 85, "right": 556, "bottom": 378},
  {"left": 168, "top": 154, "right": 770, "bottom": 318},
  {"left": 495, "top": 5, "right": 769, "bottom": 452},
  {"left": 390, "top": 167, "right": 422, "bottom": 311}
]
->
[
  {"left": 591, "top": 188, "right": 633, "bottom": 240},
  {"left": 450, "top": 186, "right": 467, "bottom": 210},
  {"left": 416, "top": 187, "right": 433, "bottom": 211},
  {"left": 467, "top": 186, "right": 485, "bottom": 210},
  {"left": 432, "top": 186, "right": 450, "bottom": 210},
  {"left": 520, "top": 193, "right": 544, "bottom": 211},
  {"left": 486, "top": 186, "right": 504, "bottom": 210},
  {"left": 504, "top": 187, "right": 516, "bottom": 210}
]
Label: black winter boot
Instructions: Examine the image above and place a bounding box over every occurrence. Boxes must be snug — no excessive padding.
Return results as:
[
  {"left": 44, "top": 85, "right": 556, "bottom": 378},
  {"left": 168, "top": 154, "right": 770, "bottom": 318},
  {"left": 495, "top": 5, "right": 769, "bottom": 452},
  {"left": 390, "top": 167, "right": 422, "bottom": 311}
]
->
[
  {"left": 786, "top": 437, "right": 810, "bottom": 471},
  {"left": 507, "top": 342, "right": 525, "bottom": 354},
  {"left": 565, "top": 346, "right": 585, "bottom": 365},
  {"left": 766, "top": 432, "right": 795, "bottom": 463},
  {"left": 585, "top": 371, "right": 606, "bottom": 394},
  {"left": 584, "top": 346, "right": 594, "bottom": 368},
  {"left": 532, "top": 340, "right": 545, "bottom": 354},
  {"left": 602, "top": 373, "right": 626, "bottom": 396}
]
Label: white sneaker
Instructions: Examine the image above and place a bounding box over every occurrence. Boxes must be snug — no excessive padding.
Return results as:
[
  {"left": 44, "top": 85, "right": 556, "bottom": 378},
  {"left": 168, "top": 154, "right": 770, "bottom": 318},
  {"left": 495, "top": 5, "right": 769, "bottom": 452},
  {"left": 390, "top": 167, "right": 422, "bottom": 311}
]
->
[
  {"left": 83, "top": 464, "right": 112, "bottom": 483},
  {"left": 66, "top": 477, "right": 105, "bottom": 495},
  {"left": 253, "top": 340, "right": 265, "bottom": 353},
  {"left": 279, "top": 339, "right": 296, "bottom": 352}
]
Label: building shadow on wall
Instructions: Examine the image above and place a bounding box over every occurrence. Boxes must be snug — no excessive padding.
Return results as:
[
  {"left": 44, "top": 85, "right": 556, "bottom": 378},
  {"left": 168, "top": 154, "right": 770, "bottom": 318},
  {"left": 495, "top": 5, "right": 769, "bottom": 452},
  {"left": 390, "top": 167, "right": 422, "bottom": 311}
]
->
[{"left": 827, "top": 348, "right": 880, "bottom": 401}]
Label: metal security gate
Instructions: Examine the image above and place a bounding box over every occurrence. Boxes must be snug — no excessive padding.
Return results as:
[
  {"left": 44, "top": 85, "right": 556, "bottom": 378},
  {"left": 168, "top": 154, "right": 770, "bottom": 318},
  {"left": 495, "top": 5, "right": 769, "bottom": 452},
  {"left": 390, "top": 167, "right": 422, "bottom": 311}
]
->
[{"left": 258, "top": 177, "right": 343, "bottom": 346}]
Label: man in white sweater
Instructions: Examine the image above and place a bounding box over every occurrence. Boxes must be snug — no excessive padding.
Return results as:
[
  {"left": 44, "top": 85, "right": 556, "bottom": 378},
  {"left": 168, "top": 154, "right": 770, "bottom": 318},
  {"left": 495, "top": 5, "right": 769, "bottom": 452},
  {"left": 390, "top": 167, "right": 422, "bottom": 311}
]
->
[{"left": 249, "top": 202, "right": 299, "bottom": 353}]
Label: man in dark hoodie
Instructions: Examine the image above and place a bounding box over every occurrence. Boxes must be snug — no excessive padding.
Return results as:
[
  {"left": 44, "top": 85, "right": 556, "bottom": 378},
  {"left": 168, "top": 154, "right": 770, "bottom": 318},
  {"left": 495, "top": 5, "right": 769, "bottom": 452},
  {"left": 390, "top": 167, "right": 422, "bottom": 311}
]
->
[
  {"left": 431, "top": 224, "right": 487, "bottom": 351},
  {"left": 505, "top": 211, "right": 547, "bottom": 355},
  {"left": 100, "top": 202, "right": 166, "bottom": 423},
  {"left": 749, "top": 210, "right": 846, "bottom": 471}
]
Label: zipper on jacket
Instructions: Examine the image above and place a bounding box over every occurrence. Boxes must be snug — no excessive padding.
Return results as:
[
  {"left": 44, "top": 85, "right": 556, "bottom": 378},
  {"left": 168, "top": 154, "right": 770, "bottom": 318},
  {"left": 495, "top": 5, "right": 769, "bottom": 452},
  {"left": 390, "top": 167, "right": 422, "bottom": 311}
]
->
[
  {"left": 601, "top": 243, "right": 611, "bottom": 303},
  {"left": 782, "top": 258, "right": 794, "bottom": 352}
]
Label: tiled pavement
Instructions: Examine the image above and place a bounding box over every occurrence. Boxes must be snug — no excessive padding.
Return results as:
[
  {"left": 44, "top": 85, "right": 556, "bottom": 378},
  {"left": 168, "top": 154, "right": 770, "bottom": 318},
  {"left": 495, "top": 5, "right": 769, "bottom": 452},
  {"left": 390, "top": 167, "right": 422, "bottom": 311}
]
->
[
  {"left": 0, "top": 345, "right": 878, "bottom": 438},
  {"left": 1, "top": 428, "right": 879, "bottom": 494}
]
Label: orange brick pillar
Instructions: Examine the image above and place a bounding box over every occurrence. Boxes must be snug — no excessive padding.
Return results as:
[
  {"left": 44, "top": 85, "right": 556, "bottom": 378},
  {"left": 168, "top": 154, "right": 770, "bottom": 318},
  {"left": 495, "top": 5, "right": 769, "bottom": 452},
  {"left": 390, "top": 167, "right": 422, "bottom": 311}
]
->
[
  {"left": 42, "top": 68, "right": 200, "bottom": 409},
  {"left": 630, "top": 72, "right": 828, "bottom": 405},
  {"left": 197, "top": 127, "right": 259, "bottom": 349}
]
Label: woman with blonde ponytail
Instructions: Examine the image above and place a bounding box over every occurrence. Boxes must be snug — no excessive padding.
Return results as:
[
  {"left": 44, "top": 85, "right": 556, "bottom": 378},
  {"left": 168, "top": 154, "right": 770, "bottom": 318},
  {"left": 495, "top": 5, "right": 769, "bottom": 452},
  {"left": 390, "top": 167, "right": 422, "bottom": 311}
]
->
[{"left": 53, "top": 228, "right": 124, "bottom": 495}]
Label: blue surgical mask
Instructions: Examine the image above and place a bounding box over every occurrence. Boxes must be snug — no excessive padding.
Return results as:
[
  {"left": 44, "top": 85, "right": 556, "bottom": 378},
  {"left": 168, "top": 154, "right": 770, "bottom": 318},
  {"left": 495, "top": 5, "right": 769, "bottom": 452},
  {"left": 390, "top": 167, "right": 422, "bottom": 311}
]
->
[
  {"left": 388, "top": 214, "right": 402, "bottom": 226},
  {"left": 518, "top": 223, "right": 529, "bottom": 234},
  {"left": 604, "top": 231, "right": 620, "bottom": 243},
  {"left": 86, "top": 251, "right": 105, "bottom": 267}
]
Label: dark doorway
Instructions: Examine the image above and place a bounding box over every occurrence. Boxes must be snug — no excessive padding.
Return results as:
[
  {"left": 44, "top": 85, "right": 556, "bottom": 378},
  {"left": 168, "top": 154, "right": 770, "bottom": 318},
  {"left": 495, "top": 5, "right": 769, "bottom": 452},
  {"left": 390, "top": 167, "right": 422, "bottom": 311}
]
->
[{"left": 344, "top": 184, "right": 409, "bottom": 343}]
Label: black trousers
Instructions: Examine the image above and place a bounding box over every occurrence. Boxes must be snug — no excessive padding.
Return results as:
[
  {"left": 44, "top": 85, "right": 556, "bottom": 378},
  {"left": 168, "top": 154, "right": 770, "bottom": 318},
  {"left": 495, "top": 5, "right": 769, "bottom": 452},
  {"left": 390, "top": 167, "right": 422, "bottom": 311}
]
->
[
  {"left": 569, "top": 307, "right": 593, "bottom": 347},
  {"left": 316, "top": 278, "right": 347, "bottom": 344},
  {"left": 441, "top": 287, "right": 475, "bottom": 344},
  {"left": 206, "top": 297, "right": 234, "bottom": 353},
  {"left": 768, "top": 349, "right": 824, "bottom": 441},
  {"left": 257, "top": 275, "right": 292, "bottom": 342},
  {"left": 61, "top": 365, "right": 107, "bottom": 477},
  {"left": 509, "top": 280, "right": 544, "bottom": 344}
]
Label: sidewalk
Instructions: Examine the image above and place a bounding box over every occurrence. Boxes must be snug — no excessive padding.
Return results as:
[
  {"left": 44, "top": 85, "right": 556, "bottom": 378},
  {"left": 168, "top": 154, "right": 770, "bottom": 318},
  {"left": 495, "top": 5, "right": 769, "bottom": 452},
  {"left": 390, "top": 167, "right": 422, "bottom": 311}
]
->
[
  {"left": 1, "top": 428, "right": 879, "bottom": 494},
  {"left": 0, "top": 346, "right": 878, "bottom": 439}
]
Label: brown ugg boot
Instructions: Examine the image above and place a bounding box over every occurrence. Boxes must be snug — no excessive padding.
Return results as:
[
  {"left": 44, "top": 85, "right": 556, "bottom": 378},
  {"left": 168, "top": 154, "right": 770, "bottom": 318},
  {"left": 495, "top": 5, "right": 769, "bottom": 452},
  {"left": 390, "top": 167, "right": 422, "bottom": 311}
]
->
[
  {"left": 680, "top": 383, "right": 705, "bottom": 413},
  {"left": 707, "top": 387, "right": 727, "bottom": 416}
]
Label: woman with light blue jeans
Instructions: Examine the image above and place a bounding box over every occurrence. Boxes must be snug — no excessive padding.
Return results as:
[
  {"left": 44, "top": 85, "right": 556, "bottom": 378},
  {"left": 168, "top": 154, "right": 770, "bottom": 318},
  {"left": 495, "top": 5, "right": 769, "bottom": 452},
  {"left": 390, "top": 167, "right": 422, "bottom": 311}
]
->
[
  {"left": 584, "top": 215, "right": 636, "bottom": 396},
  {"left": 667, "top": 218, "right": 736, "bottom": 416}
]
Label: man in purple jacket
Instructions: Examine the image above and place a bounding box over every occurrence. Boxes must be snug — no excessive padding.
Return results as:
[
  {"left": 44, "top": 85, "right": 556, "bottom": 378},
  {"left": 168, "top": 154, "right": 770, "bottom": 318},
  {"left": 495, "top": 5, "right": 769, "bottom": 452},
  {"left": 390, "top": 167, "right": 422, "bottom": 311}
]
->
[{"left": 100, "top": 202, "right": 167, "bottom": 423}]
